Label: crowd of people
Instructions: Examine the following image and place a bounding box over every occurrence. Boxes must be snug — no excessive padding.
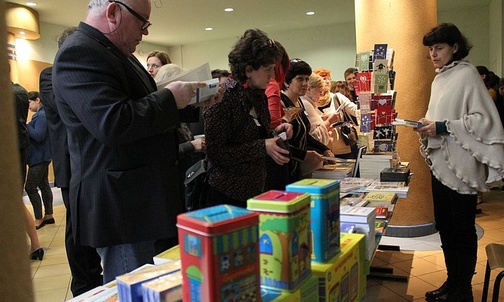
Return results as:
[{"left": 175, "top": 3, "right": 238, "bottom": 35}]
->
[{"left": 9, "top": 1, "right": 504, "bottom": 300}]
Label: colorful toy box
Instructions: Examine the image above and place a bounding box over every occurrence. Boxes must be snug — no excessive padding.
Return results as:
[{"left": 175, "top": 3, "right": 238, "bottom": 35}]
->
[
  {"left": 247, "top": 190, "right": 312, "bottom": 291},
  {"left": 285, "top": 179, "right": 341, "bottom": 263},
  {"left": 311, "top": 233, "right": 368, "bottom": 302},
  {"left": 176, "top": 205, "right": 260, "bottom": 302},
  {"left": 260, "top": 274, "right": 319, "bottom": 302}
]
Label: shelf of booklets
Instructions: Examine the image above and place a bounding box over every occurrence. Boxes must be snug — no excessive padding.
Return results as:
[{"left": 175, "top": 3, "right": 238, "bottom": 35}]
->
[
  {"left": 340, "top": 177, "right": 409, "bottom": 282},
  {"left": 367, "top": 194, "right": 409, "bottom": 282}
]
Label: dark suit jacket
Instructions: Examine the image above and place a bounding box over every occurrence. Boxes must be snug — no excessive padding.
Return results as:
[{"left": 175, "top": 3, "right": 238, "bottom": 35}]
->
[
  {"left": 40, "top": 67, "right": 70, "bottom": 188},
  {"left": 52, "top": 22, "right": 184, "bottom": 248}
]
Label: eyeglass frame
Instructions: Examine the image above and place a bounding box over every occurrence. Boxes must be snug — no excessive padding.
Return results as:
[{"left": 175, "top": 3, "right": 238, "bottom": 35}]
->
[{"left": 108, "top": 0, "right": 152, "bottom": 30}]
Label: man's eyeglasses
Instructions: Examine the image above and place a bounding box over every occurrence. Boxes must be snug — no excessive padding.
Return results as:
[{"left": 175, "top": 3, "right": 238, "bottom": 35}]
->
[{"left": 109, "top": 0, "right": 152, "bottom": 30}]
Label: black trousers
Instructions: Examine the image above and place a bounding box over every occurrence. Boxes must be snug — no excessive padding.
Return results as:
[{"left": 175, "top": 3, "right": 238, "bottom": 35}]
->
[
  {"left": 61, "top": 188, "right": 103, "bottom": 296},
  {"left": 431, "top": 173, "right": 478, "bottom": 289}
]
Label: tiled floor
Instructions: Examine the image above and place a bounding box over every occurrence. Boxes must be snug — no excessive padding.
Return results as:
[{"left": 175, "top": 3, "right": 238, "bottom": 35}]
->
[{"left": 27, "top": 188, "right": 504, "bottom": 301}]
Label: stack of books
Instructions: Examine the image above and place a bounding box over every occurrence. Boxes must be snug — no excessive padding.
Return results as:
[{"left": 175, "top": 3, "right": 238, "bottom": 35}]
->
[
  {"left": 339, "top": 206, "right": 376, "bottom": 261},
  {"left": 339, "top": 177, "right": 376, "bottom": 194},
  {"left": 364, "top": 180, "right": 409, "bottom": 198},
  {"left": 359, "top": 153, "right": 394, "bottom": 179},
  {"left": 312, "top": 161, "right": 355, "bottom": 179}
]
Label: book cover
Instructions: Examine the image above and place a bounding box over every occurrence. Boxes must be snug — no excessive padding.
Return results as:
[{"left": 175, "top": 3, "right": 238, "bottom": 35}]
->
[
  {"left": 373, "top": 44, "right": 388, "bottom": 60},
  {"left": 363, "top": 192, "right": 397, "bottom": 204},
  {"left": 365, "top": 181, "right": 408, "bottom": 198},
  {"left": 355, "top": 71, "right": 372, "bottom": 93},
  {"left": 373, "top": 206, "right": 389, "bottom": 219},
  {"left": 356, "top": 51, "right": 371, "bottom": 71},
  {"left": 372, "top": 93, "right": 394, "bottom": 110},
  {"left": 392, "top": 118, "right": 424, "bottom": 128},
  {"left": 375, "top": 220, "right": 387, "bottom": 235},
  {"left": 373, "top": 72, "right": 389, "bottom": 94},
  {"left": 358, "top": 92, "right": 373, "bottom": 113},
  {"left": 373, "top": 125, "right": 395, "bottom": 140}
]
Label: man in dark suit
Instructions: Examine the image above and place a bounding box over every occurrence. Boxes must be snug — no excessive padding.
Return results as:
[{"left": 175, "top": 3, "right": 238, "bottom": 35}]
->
[
  {"left": 40, "top": 27, "right": 103, "bottom": 296},
  {"left": 52, "top": 0, "right": 204, "bottom": 283}
]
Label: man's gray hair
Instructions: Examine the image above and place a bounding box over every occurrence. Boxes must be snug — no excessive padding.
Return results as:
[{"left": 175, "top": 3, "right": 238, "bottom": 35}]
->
[{"left": 88, "top": 0, "right": 109, "bottom": 14}]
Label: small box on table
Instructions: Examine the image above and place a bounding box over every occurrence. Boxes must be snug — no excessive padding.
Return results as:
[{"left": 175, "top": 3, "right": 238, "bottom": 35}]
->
[
  {"left": 116, "top": 261, "right": 181, "bottom": 302},
  {"left": 311, "top": 233, "right": 367, "bottom": 302},
  {"left": 247, "top": 190, "right": 312, "bottom": 292},
  {"left": 285, "top": 179, "right": 341, "bottom": 263},
  {"left": 177, "top": 205, "right": 260, "bottom": 302}
]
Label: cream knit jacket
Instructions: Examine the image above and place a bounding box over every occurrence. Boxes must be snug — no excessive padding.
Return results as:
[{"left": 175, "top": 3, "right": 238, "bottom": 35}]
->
[{"left": 420, "top": 61, "right": 504, "bottom": 194}]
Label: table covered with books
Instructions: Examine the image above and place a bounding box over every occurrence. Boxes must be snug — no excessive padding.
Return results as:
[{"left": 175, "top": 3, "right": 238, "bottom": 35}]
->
[{"left": 68, "top": 172, "right": 410, "bottom": 302}]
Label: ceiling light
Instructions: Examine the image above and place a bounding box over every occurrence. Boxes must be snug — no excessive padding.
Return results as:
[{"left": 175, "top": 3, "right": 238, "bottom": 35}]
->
[
  {"left": 25, "top": 2, "right": 37, "bottom": 6},
  {"left": 306, "top": 11, "right": 315, "bottom": 16},
  {"left": 205, "top": 27, "right": 213, "bottom": 31},
  {"left": 224, "top": 8, "right": 233, "bottom": 12}
]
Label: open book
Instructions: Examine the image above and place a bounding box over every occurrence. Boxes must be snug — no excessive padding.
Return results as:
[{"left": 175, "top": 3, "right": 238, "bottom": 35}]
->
[{"left": 156, "top": 62, "right": 219, "bottom": 104}]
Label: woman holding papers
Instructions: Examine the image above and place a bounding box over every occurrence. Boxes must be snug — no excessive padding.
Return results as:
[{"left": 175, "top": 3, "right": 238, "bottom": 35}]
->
[
  {"left": 203, "top": 29, "right": 292, "bottom": 208},
  {"left": 280, "top": 59, "right": 333, "bottom": 181},
  {"left": 313, "top": 68, "right": 359, "bottom": 158},
  {"left": 418, "top": 23, "right": 504, "bottom": 302}
]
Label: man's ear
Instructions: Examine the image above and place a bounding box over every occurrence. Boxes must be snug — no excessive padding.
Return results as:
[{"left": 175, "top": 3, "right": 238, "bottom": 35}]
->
[
  {"left": 453, "top": 43, "right": 458, "bottom": 54},
  {"left": 105, "top": 2, "right": 119, "bottom": 25}
]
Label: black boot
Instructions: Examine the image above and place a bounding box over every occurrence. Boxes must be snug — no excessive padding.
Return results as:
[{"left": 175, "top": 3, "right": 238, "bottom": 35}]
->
[
  {"left": 433, "top": 285, "right": 473, "bottom": 302},
  {"left": 425, "top": 281, "right": 454, "bottom": 301},
  {"left": 426, "top": 244, "right": 458, "bottom": 301}
]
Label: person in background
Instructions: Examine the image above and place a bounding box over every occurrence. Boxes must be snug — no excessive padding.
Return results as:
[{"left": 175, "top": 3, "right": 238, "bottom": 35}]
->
[
  {"left": 418, "top": 23, "right": 504, "bottom": 302},
  {"left": 299, "top": 73, "right": 337, "bottom": 146},
  {"left": 264, "top": 40, "right": 291, "bottom": 191},
  {"left": 11, "top": 81, "right": 44, "bottom": 261},
  {"left": 281, "top": 59, "right": 334, "bottom": 181},
  {"left": 332, "top": 80, "right": 353, "bottom": 103},
  {"left": 25, "top": 91, "right": 53, "bottom": 230},
  {"left": 204, "top": 29, "right": 292, "bottom": 208},
  {"left": 154, "top": 63, "right": 207, "bottom": 206},
  {"left": 52, "top": 0, "right": 205, "bottom": 283},
  {"left": 476, "top": 65, "right": 499, "bottom": 101},
  {"left": 39, "top": 26, "right": 103, "bottom": 295},
  {"left": 344, "top": 67, "right": 359, "bottom": 105},
  {"left": 496, "top": 78, "right": 504, "bottom": 127},
  {"left": 211, "top": 68, "right": 231, "bottom": 85},
  {"left": 314, "top": 68, "right": 359, "bottom": 158},
  {"left": 146, "top": 50, "right": 172, "bottom": 78}
]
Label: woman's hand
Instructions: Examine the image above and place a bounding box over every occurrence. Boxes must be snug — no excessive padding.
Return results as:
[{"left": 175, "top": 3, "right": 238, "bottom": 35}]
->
[
  {"left": 274, "top": 123, "right": 293, "bottom": 139},
  {"left": 323, "top": 113, "right": 342, "bottom": 129},
  {"left": 191, "top": 138, "right": 206, "bottom": 152},
  {"left": 304, "top": 150, "right": 324, "bottom": 167},
  {"left": 265, "top": 138, "right": 290, "bottom": 165},
  {"left": 416, "top": 118, "right": 436, "bottom": 136},
  {"left": 323, "top": 150, "right": 334, "bottom": 158}
]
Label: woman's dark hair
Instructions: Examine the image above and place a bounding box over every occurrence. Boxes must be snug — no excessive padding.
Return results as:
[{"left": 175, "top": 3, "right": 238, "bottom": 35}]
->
[
  {"left": 422, "top": 23, "right": 472, "bottom": 61},
  {"left": 211, "top": 69, "right": 230, "bottom": 79},
  {"left": 228, "top": 29, "right": 281, "bottom": 83},
  {"left": 27, "top": 91, "right": 40, "bottom": 101},
  {"left": 284, "top": 59, "right": 312, "bottom": 85}
]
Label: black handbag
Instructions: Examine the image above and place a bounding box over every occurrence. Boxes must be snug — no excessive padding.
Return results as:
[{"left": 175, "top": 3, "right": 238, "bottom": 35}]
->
[{"left": 184, "top": 159, "right": 209, "bottom": 212}]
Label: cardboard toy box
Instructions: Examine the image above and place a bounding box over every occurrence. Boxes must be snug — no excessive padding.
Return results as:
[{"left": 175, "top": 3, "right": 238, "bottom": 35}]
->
[
  {"left": 247, "top": 190, "right": 312, "bottom": 292},
  {"left": 311, "top": 233, "right": 367, "bottom": 302},
  {"left": 285, "top": 179, "right": 341, "bottom": 263},
  {"left": 177, "top": 205, "right": 260, "bottom": 302}
]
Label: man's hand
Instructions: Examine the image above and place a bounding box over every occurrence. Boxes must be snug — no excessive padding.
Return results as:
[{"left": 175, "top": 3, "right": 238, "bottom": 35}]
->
[{"left": 165, "top": 81, "right": 206, "bottom": 109}]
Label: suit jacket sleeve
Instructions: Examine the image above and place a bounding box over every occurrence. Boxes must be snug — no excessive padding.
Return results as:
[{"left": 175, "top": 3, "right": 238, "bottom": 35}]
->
[{"left": 53, "top": 44, "right": 180, "bottom": 147}]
